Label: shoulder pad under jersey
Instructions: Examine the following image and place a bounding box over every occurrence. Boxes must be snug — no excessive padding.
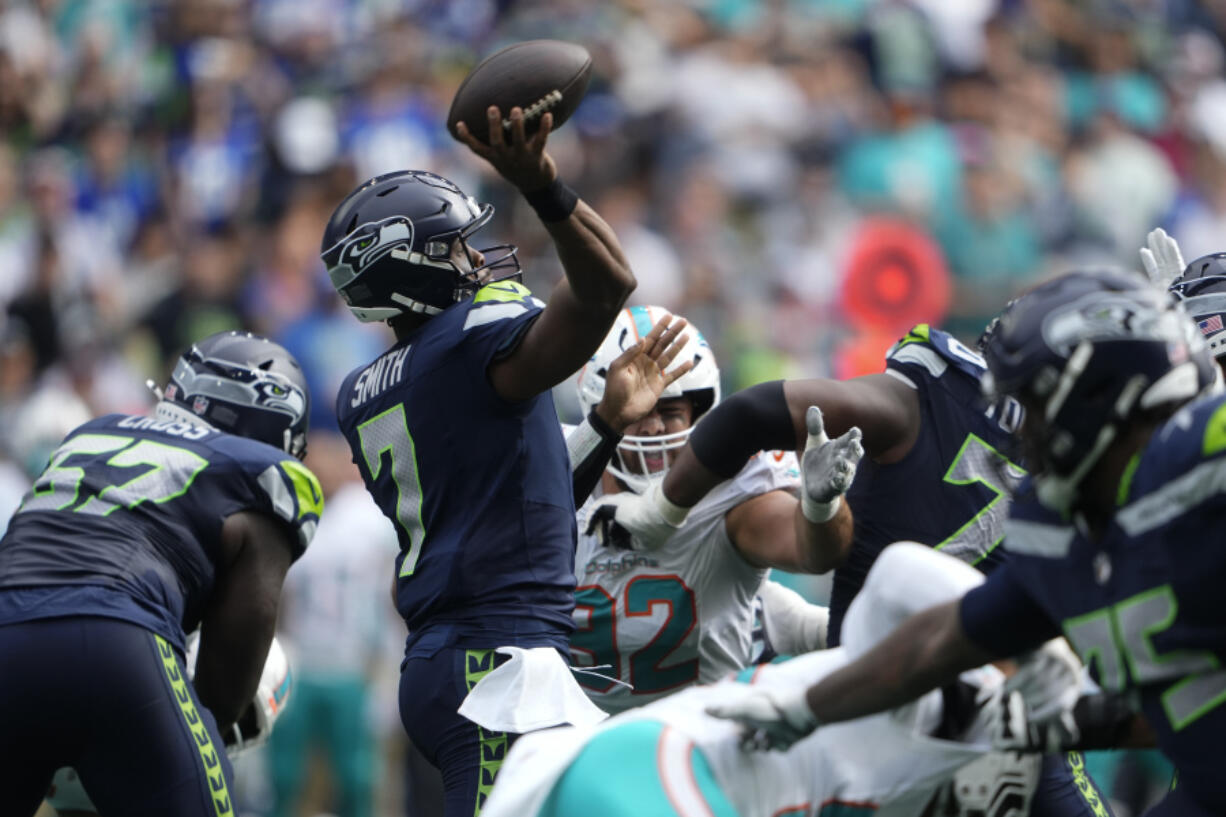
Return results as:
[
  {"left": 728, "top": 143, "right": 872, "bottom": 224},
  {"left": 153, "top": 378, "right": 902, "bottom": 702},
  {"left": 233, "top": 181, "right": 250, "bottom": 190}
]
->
[{"left": 886, "top": 324, "right": 988, "bottom": 383}]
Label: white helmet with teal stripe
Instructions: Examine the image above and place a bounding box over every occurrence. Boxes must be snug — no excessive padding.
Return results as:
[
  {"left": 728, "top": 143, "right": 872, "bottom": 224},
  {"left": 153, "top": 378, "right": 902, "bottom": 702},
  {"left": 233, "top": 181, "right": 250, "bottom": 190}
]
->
[{"left": 576, "top": 305, "right": 720, "bottom": 494}]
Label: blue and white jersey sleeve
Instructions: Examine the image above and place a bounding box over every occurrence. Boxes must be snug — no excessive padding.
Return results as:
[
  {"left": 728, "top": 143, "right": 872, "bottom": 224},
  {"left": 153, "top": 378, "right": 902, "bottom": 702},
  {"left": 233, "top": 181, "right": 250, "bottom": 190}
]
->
[{"left": 885, "top": 324, "right": 991, "bottom": 387}]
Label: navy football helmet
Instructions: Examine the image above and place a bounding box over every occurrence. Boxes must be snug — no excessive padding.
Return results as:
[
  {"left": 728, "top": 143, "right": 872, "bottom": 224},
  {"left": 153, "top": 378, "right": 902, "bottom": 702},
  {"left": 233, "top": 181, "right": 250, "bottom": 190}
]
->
[
  {"left": 1169, "top": 252, "right": 1226, "bottom": 360},
  {"left": 320, "top": 170, "right": 520, "bottom": 321},
  {"left": 163, "top": 331, "right": 310, "bottom": 459},
  {"left": 981, "top": 269, "right": 1215, "bottom": 510}
]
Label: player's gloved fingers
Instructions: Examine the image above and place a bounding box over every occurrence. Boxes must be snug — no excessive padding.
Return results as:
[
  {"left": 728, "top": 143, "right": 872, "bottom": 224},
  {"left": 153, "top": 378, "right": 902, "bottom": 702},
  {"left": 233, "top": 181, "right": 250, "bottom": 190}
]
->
[
  {"left": 609, "top": 522, "right": 635, "bottom": 551},
  {"left": 1154, "top": 227, "right": 1185, "bottom": 269},
  {"left": 587, "top": 510, "right": 633, "bottom": 551},
  {"left": 1139, "top": 247, "right": 1159, "bottom": 282},
  {"left": 585, "top": 505, "right": 611, "bottom": 537},
  {"left": 805, "top": 405, "right": 828, "bottom": 447},
  {"left": 837, "top": 427, "right": 864, "bottom": 460}
]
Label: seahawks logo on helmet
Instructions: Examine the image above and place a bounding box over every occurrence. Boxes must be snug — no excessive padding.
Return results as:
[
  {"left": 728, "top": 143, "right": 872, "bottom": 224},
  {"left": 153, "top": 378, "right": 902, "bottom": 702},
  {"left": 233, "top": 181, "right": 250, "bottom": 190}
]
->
[
  {"left": 1041, "top": 292, "right": 1189, "bottom": 356},
  {"left": 254, "top": 379, "right": 308, "bottom": 419},
  {"left": 320, "top": 170, "right": 521, "bottom": 322},
  {"left": 164, "top": 331, "right": 311, "bottom": 459},
  {"left": 327, "top": 216, "right": 415, "bottom": 294}
]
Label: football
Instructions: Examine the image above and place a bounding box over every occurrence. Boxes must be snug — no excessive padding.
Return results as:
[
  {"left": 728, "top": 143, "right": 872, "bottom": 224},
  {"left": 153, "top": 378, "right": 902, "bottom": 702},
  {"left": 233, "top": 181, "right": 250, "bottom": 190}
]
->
[{"left": 447, "top": 39, "right": 592, "bottom": 144}]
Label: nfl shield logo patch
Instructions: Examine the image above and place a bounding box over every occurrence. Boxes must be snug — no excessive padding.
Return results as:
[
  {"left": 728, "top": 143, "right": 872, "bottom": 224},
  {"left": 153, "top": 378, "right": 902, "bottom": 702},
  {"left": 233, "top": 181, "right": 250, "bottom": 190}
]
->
[
  {"left": 192, "top": 395, "right": 209, "bottom": 414},
  {"left": 1198, "top": 314, "right": 1224, "bottom": 336}
]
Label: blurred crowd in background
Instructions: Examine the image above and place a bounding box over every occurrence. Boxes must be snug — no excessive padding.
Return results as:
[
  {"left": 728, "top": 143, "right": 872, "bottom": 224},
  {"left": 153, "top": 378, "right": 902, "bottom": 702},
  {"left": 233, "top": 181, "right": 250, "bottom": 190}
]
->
[{"left": 4, "top": 0, "right": 1213, "bottom": 815}]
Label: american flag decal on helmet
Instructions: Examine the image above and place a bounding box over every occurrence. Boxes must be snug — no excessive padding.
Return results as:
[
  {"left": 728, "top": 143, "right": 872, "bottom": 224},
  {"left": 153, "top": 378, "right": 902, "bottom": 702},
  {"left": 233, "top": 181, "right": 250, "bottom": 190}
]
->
[{"left": 1198, "top": 314, "right": 1223, "bottom": 336}]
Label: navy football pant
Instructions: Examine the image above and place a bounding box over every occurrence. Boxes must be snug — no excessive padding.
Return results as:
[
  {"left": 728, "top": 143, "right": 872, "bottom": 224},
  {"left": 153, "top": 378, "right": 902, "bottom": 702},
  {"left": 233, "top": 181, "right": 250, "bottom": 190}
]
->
[
  {"left": 0, "top": 616, "right": 236, "bottom": 817},
  {"left": 1031, "top": 752, "right": 1114, "bottom": 817},
  {"left": 399, "top": 646, "right": 515, "bottom": 817},
  {"left": 1144, "top": 771, "right": 1225, "bottom": 817}
]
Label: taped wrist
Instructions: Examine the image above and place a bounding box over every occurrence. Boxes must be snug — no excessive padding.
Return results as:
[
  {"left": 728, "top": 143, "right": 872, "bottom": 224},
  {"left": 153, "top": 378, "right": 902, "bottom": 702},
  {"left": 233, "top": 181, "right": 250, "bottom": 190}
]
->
[
  {"left": 569, "top": 409, "right": 622, "bottom": 505},
  {"left": 689, "top": 380, "right": 795, "bottom": 479},
  {"left": 650, "top": 481, "right": 690, "bottom": 526},
  {"left": 523, "top": 177, "right": 578, "bottom": 223},
  {"left": 802, "top": 493, "right": 841, "bottom": 524}
]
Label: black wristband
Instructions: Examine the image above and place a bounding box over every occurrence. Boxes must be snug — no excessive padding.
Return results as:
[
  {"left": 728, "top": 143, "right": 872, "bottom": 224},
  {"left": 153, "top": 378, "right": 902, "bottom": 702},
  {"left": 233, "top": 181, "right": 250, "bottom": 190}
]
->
[
  {"left": 690, "top": 380, "right": 796, "bottom": 479},
  {"left": 523, "top": 177, "right": 579, "bottom": 223},
  {"left": 586, "top": 407, "right": 621, "bottom": 443},
  {"left": 570, "top": 408, "right": 624, "bottom": 505}
]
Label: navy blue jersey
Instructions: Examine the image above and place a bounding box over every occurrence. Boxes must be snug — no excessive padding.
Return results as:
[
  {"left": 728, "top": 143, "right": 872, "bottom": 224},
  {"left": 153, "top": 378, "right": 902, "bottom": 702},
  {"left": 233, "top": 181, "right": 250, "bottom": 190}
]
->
[
  {"left": 335, "top": 281, "right": 576, "bottom": 650},
  {"left": 0, "top": 413, "right": 321, "bottom": 651},
  {"left": 962, "top": 391, "right": 1226, "bottom": 813},
  {"left": 829, "top": 325, "right": 1025, "bottom": 645}
]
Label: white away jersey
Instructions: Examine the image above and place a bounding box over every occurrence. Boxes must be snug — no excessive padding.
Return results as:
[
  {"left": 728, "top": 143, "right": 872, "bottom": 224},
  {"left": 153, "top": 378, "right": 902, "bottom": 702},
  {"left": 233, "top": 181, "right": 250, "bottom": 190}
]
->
[
  {"left": 484, "top": 648, "right": 997, "bottom": 817},
  {"left": 570, "top": 451, "right": 800, "bottom": 713}
]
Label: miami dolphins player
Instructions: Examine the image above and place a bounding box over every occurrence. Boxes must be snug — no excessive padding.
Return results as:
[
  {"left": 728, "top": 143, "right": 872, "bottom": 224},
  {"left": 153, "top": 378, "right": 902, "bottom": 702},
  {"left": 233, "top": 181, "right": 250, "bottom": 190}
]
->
[
  {"left": 567, "top": 305, "right": 852, "bottom": 713},
  {"left": 482, "top": 543, "right": 1061, "bottom": 817},
  {"left": 325, "top": 104, "right": 636, "bottom": 817},
  {"left": 711, "top": 270, "right": 1226, "bottom": 816},
  {"left": 592, "top": 323, "right": 1024, "bottom": 645},
  {"left": 0, "top": 331, "right": 320, "bottom": 817},
  {"left": 593, "top": 320, "right": 1120, "bottom": 816}
]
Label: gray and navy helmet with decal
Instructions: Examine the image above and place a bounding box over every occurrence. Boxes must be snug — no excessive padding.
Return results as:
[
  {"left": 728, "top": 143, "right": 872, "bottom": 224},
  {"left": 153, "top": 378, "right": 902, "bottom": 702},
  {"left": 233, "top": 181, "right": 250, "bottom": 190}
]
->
[
  {"left": 320, "top": 170, "right": 521, "bottom": 321},
  {"left": 164, "top": 331, "right": 310, "bottom": 459},
  {"left": 1169, "top": 252, "right": 1226, "bottom": 360},
  {"left": 981, "top": 268, "right": 1215, "bottom": 510}
]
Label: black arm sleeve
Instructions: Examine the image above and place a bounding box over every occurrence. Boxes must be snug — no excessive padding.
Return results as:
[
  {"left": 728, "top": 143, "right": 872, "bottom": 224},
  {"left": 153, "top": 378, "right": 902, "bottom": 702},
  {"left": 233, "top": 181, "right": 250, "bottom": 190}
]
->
[
  {"left": 569, "top": 409, "right": 623, "bottom": 505},
  {"left": 689, "top": 380, "right": 796, "bottom": 479}
]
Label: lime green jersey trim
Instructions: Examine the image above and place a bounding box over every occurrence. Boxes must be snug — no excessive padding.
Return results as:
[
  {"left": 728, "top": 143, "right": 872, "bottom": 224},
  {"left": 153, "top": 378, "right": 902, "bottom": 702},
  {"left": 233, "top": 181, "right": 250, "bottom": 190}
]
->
[
  {"left": 474, "top": 281, "right": 533, "bottom": 304},
  {"left": 1204, "top": 401, "right": 1226, "bottom": 457},
  {"left": 896, "top": 323, "right": 932, "bottom": 346},
  {"left": 1116, "top": 452, "right": 1142, "bottom": 507},
  {"left": 279, "top": 460, "right": 324, "bottom": 520}
]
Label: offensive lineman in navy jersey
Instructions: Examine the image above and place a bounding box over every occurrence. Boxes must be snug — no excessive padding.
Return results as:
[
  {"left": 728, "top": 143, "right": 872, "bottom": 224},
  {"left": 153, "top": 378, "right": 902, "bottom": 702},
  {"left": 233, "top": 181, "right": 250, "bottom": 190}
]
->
[
  {"left": 324, "top": 105, "right": 635, "bottom": 817},
  {"left": 596, "top": 323, "right": 1117, "bottom": 817},
  {"left": 0, "top": 331, "right": 321, "bottom": 817},
  {"left": 709, "top": 270, "right": 1226, "bottom": 816}
]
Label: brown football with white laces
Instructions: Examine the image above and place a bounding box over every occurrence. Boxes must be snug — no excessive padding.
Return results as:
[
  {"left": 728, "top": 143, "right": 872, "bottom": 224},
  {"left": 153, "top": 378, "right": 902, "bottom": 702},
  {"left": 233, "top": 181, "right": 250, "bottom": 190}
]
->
[{"left": 447, "top": 39, "right": 592, "bottom": 144}]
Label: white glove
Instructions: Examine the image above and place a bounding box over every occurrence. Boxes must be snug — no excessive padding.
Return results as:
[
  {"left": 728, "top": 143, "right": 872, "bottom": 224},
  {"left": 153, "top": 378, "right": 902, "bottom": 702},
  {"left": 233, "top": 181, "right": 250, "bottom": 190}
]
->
[
  {"left": 705, "top": 685, "right": 818, "bottom": 751},
  {"left": 586, "top": 481, "right": 690, "bottom": 551},
  {"left": 1006, "top": 637, "right": 1083, "bottom": 723},
  {"left": 756, "top": 579, "right": 829, "bottom": 654},
  {"left": 800, "top": 406, "right": 864, "bottom": 523},
  {"left": 1139, "top": 227, "right": 1186, "bottom": 287}
]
